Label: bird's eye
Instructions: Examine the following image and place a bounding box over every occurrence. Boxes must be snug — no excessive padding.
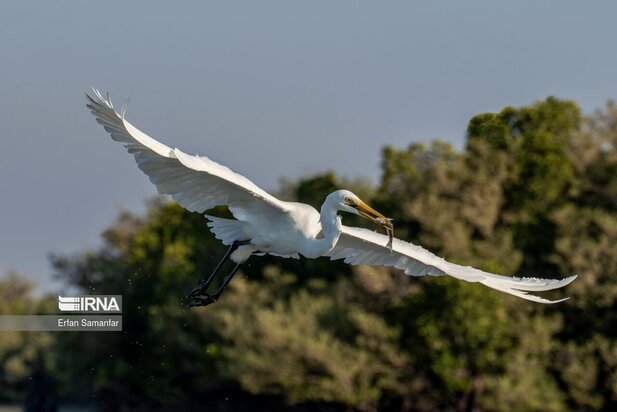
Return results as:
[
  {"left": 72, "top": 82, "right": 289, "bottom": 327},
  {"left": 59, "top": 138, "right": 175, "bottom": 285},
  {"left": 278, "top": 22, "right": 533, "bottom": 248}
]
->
[{"left": 345, "top": 197, "right": 352, "bottom": 204}]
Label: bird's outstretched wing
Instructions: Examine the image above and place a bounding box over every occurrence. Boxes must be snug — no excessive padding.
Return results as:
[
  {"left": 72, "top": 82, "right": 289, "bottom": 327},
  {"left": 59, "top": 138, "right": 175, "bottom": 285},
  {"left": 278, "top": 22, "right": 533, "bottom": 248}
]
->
[
  {"left": 86, "top": 89, "right": 289, "bottom": 223},
  {"left": 327, "top": 226, "right": 576, "bottom": 303}
]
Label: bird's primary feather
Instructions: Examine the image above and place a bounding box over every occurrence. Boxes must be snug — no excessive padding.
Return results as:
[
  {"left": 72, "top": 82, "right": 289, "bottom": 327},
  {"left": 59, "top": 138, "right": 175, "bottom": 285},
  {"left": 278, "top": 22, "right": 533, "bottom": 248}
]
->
[
  {"left": 327, "top": 226, "right": 576, "bottom": 304},
  {"left": 86, "top": 89, "right": 287, "bottom": 219}
]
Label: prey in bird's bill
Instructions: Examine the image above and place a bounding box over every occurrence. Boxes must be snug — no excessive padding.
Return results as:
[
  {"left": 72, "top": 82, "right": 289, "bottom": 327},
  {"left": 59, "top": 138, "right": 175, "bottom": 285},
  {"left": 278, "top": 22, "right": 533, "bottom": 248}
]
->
[{"left": 344, "top": 197, "right": 394, "bottom": 251}]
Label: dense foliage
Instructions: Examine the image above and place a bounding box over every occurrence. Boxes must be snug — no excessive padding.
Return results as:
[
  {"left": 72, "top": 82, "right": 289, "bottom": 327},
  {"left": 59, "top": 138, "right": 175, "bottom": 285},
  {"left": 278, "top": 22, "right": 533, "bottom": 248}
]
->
[{"left": 3, "top": 98, "right": 617, "bottom": 411}]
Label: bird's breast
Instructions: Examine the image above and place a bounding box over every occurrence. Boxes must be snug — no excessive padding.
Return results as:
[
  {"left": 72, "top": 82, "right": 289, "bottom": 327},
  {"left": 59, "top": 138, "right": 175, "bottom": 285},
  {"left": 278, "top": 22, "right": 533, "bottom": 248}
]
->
[{"left": 246, "top": 203, "right": 322, "bottom": 257}]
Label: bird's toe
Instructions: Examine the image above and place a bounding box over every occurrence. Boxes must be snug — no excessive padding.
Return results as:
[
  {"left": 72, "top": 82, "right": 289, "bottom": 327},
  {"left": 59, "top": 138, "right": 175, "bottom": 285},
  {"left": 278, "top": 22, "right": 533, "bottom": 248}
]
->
[
  {"left": 187, "top": 282, "right": 208, "bottom": 298},
  {"left": 189, "top": 293, "right": 217, "bottom": 307}
]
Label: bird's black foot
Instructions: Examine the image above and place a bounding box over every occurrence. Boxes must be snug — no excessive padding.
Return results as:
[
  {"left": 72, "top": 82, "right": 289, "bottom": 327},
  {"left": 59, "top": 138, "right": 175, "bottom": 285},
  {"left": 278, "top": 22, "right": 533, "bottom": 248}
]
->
[
  {"left": 187, "top": 281, "right": 208, "bottom": 299},
  {"left": 188, "top": 292, "right": 218, "bottom": 307},
  {"left": 186, "top": 280, "right": 218, "bottom": 307},
  {"left": 185, "top": 242, "right": 246, "bottom": 308}
]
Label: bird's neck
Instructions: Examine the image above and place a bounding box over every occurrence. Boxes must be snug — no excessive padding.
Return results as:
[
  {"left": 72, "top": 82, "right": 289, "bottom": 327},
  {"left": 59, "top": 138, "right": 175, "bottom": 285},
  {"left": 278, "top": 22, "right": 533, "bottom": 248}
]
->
[{"left": 304, "top": 203, "right": 342, "bottom": 258}]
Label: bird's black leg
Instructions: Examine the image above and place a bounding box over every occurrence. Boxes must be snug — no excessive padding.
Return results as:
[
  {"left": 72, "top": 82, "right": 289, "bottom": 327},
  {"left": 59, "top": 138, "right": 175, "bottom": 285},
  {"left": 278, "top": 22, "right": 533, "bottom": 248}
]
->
[
  {"left": 188, "top": 242, "right": 238, "bottom": 298},
  {"left": 187, "top": 240, "right": 249, "bottom": 307},
  {"left": 190, "top": 262, "right": 242, "bottom": 307}
]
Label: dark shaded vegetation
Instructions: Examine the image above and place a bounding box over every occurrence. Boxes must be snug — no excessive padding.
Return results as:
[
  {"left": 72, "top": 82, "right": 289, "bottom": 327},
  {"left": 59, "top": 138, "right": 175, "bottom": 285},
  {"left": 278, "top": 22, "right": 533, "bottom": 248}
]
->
[{"left": 3, "top": 98, "right": 617, "bottom": 411}]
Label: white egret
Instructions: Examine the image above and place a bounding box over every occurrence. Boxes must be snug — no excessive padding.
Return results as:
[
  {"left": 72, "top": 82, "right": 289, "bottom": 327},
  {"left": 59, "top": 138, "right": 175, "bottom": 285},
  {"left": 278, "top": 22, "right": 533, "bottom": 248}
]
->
[{"left": 86, "top": 89, "right": 576, "bottom": 306}]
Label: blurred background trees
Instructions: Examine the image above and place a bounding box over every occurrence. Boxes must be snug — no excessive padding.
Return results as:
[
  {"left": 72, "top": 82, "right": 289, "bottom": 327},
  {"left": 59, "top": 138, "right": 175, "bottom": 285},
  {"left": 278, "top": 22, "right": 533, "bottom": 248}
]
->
[{"left": 2, "top": 97, "right": 617, "bottom": 411}]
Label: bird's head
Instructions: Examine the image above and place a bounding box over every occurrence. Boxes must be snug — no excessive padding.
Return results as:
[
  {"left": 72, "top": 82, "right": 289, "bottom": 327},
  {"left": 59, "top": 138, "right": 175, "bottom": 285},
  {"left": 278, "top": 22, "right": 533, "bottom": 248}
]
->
[{"left": 328, "top": 190, "right": 393, "bottom": 231}]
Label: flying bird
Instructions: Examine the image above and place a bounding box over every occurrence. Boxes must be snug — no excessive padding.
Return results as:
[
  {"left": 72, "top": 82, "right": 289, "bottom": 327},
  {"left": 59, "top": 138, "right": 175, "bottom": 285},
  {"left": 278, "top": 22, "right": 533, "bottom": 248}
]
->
[{"left": 86, "top": 89, "right": 576, "bottom": 306}]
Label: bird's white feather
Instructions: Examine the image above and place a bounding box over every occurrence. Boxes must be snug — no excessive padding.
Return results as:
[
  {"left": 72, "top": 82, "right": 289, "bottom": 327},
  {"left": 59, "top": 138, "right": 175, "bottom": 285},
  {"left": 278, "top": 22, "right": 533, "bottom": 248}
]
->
[
  {"left": 86, "top": 89, "right": 288, "bottom": 221},
  {"left": 328, "top": 226, "right": 576, "bottom": 303},
  {"left": 203, "top": 215, "right": 247, "bottom": 246}
]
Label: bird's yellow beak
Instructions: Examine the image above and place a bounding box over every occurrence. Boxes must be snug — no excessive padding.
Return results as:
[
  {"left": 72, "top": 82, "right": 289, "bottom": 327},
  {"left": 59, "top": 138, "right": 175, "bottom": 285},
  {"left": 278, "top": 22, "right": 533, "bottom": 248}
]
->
[
  {"left": 354, "top": 200, "right": 391, "bottom": 228},
  {"left": 353, "top": 200, "right": 394, "bottom": 251}
]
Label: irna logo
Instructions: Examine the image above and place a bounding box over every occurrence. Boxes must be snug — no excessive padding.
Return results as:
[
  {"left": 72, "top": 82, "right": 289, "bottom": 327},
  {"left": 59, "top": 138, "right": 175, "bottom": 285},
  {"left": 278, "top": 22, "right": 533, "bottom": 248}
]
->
[{"left": 58, "top": 295, "right": 122, "bottom": 313}]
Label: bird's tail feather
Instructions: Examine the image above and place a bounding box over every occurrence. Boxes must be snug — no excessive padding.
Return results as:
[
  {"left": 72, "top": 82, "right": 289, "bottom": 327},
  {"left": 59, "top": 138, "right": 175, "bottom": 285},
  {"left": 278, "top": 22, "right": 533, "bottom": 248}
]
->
[{"left": 204, "top": 215, "right": 247, "bottom": 245}]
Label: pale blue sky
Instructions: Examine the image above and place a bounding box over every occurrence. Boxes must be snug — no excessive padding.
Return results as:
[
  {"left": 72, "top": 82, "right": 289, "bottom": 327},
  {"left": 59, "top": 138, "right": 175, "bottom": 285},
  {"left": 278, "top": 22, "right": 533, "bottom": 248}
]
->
[{"left": 2, "top": 1, "right": 617, "bottom": 291}]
